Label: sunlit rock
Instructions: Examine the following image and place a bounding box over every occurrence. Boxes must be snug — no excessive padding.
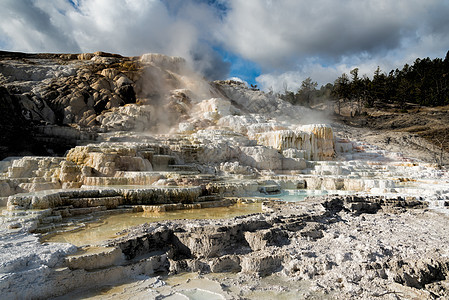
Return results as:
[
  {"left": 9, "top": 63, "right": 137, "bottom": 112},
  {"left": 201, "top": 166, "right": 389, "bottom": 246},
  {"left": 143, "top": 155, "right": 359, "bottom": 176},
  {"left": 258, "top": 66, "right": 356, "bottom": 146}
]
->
[
  {"left": 66, "top": 144, "right": 153, "bottom": 177},
  {"left": 140, "top": 53, "right": 186, "bottom": 73},
  {"left": 254, "top": 124, "right": 335, "bottom": 161},
  {"left": 218, "top": 114, "right": 275, "bottom": 135},
  {"left": 301, "top": 124, "right": 335, "bottom": 159},
  {"left": 178, "top": 122, "right": 195, "bottom": 133},
  {"left": 97, "top": 104, "right": 151, "bottom": 131},
  {"left": 282, "top": 157, "right": 307, "bottom": 170},
  {"left": 65, "top": 247, "right": 123, "bottom": 270},
  {"left": 239, "top": 146, "right": 282, "bottom": 170},
  {"left": 220, "top": 161, "right": 255, "bottom": 175},
  {"left": 195, "top": 97, "right": 233, "bottom": 120}
]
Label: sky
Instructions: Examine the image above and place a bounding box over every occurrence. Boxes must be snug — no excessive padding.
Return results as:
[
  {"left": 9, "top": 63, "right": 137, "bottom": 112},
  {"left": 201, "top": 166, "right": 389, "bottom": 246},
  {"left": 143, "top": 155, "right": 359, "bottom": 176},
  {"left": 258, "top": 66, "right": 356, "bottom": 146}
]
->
[{"left": 1, "top": 0, "right": 448, "bottom": 92}]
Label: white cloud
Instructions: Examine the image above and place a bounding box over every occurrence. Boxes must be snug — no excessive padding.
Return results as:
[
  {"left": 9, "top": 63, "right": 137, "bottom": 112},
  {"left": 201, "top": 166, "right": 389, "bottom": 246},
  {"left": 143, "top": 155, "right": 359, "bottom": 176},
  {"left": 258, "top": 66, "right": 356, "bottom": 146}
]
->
[
  {"left": 0, "top": 0, "right": 229, "bottom": 79},
  {"left": 0, "top": 0, "right": 448, "bottom": 88},
  {"left": 220, "top": 0, "right": 449, "bottom": 90},
  {"left": 255, "top": 49, "right": 444, "bottom": 93},
  {"left": 67, "top": 0, "right": 175, "bottom": 55},
  {"left": 220, "top": 0, "right": 449, "bottom": 69},
  {"left": 0, "top": 0, "right": 80, "bottom": 52}
]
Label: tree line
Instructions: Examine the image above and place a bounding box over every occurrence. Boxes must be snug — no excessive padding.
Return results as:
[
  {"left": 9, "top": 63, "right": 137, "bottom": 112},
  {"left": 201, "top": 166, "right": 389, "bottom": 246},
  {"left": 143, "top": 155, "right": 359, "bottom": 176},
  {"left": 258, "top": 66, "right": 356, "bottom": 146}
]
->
[{"left": 281, "top": 51, "right": 449, "bottom": 113}]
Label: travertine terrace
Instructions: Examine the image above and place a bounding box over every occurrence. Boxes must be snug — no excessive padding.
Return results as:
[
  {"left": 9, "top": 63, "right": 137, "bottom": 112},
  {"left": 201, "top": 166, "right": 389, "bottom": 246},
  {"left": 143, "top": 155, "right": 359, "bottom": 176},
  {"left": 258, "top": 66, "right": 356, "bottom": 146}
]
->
[{"left": 1, "top": 51, "right": 448, "bottom": 299}]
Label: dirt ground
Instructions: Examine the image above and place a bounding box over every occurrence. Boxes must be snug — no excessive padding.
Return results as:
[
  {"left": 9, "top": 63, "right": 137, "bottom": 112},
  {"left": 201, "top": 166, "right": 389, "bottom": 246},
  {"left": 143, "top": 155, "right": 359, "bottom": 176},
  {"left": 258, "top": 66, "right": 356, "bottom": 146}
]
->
[{"left": 330, "top": 102, "right": 449, "bottom": 164}]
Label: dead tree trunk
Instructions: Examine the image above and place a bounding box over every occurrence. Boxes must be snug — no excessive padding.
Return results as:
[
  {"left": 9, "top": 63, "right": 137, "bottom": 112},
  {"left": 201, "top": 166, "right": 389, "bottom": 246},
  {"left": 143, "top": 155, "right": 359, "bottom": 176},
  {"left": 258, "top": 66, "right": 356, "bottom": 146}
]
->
[{"left": 433, "top": 136, "right": 447, "bottom": 167}]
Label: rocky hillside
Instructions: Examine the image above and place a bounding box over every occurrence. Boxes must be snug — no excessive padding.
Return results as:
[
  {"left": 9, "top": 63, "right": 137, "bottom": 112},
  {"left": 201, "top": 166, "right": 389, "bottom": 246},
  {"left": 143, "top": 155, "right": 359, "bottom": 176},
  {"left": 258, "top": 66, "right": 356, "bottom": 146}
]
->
[
  {"left": 0, "top": 51, "right": 191, "bottom": 158},
  {"left": 0, "top": 51, "right": 130, "bottom": 158},
  {"left": 335, "top": 102, "right": 449, "bottom": 164},
  {"left": 0, "top": 50, "right": 325, "bottom": 161}
]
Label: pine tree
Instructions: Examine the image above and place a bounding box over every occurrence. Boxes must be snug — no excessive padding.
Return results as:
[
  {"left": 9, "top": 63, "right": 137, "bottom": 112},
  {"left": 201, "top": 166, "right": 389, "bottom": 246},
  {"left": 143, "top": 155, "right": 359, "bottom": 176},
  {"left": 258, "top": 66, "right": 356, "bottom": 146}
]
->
[{"left": 297, "top": 77, "right": 318, "bottom": 107}]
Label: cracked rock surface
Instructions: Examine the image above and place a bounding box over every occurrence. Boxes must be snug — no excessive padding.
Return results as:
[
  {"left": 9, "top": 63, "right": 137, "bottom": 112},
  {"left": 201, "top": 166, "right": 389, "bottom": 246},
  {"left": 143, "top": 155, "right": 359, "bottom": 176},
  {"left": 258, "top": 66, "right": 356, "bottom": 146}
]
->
[
  {"left": 1, "top": 196, "right": 448, "bottom": 299},
  {"left": 91, "top": 196, "right": 448, "bottom": 299}
]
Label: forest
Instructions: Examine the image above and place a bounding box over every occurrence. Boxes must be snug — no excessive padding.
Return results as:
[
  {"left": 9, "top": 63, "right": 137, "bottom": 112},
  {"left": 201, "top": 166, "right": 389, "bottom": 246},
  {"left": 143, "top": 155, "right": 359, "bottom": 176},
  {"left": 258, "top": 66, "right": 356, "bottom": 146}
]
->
[{"left": 281, "top": 51, "right": 449, "bottom": 113}]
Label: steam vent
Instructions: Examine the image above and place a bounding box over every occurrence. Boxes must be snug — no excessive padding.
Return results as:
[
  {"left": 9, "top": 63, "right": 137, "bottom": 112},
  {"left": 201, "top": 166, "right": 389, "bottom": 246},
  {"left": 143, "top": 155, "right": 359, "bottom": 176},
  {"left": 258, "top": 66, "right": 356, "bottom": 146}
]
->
[{"left": 1, "top": 51, "right": 449, "bottom": 299}]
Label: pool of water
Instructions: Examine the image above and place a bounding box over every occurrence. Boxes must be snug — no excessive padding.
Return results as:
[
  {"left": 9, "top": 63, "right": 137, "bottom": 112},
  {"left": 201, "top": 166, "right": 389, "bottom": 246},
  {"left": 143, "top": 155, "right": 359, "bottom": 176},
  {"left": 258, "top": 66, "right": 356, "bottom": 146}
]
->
[
  {"left": 175, "top": 289, "right": 225, "bottom": 300},
  {"left": 42, "top": 202, "right": 263, "bottom": 246},
  {"left": 41, "top": 190, "right": 344, "bottom": 246},
  {"left": 130, "top": 272, "right": 331, "bottom": 299},
  {"left": 262, "top": 189, "right": 328, "bottom": 202},
  {"left": 65, "top": 271, "right": 330, "bottom": 300}
]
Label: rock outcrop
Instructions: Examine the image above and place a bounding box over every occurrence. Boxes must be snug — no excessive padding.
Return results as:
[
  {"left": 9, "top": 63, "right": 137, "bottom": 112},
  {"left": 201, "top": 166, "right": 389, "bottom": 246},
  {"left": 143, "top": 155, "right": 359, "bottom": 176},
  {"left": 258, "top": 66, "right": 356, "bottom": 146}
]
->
[{"left": 253, "top": 124, "right": 335, "bottom": 161}]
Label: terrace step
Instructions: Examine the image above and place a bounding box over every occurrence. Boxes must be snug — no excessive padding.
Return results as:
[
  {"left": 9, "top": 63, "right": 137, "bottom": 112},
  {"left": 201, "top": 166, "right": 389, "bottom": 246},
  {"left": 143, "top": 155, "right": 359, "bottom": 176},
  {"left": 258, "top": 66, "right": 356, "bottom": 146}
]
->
[
  {"left": 141, "top": 198, "right": 233, "bottom": 212},
  {"left": 41, "top": 215, "right": 63, "bottom": 224},
  {"left": 152, "top": 155, "right": 176, "bottom": 171},
  {"left": 197, "top": 194, "right": 222, "bottom": 202},
  {"left": 69, "top": 206, "right": 107, "bottom": 216},
  {"left": 63, "top": 196, "right": 124, "bottom": 209},
  {"left": 167, "top": 164, "right": 199, "bottom": 172},
  {"left": 83, "top": 175, "right": 160, "bottom": 186},
  {"left": 258, "top": 185, "right": 281, "bottom": 195}
]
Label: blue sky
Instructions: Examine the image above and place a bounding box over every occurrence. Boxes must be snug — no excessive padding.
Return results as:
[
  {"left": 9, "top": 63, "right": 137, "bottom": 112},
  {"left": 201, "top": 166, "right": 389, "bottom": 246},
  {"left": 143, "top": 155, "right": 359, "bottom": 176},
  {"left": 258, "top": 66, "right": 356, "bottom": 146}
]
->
[
  {"left": 1, "top": 0, "right": 449, "bottom": 91},
  {"left": 216, "top": 47, "right": 261, "bottom": 86}
]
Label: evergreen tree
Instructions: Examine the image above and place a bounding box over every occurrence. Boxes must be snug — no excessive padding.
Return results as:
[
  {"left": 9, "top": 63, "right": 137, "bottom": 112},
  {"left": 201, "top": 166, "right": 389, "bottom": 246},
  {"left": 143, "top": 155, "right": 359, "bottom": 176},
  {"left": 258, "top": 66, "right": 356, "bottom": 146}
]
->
[
  {"left": 280, "top": 51, "right": 449, "bottom": 109},
  {"left": 297, "top": 77, "right": 318, "bottom": 107},
  {"left": 333, "top": 73, "right": 350, "bottom": 114},
  {"left": 372, "top": 66, "right": 387, "bottom": 102}
]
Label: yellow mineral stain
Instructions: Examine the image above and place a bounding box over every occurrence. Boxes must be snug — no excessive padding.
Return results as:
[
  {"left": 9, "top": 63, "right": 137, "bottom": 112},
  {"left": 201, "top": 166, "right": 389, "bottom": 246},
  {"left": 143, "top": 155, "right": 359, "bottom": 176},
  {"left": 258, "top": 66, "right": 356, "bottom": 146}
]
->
[{"left": 43, "top": 202, "right": 262, "bottom": 246}]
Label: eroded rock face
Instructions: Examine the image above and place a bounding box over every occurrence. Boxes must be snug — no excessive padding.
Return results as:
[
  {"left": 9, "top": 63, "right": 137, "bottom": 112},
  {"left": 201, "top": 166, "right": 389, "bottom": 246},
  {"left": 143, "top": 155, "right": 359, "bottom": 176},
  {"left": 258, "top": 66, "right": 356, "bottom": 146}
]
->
[
  {"left": 0, "top": 87, "right": 53, "bottom": 159},
  {"left": 253, "top": 124, "right": 335, "bottom": 161},
  {"left": 0, "top": 51, "right": 196, "bottom": 158},
  {"left": 0, "top": 51, "right": 339, "bottom": 167},
  {"left": 66, "top": 143, "right": 153, "bottom": 177}
]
